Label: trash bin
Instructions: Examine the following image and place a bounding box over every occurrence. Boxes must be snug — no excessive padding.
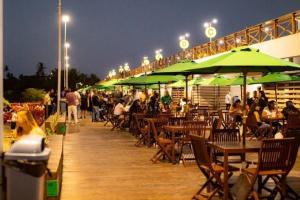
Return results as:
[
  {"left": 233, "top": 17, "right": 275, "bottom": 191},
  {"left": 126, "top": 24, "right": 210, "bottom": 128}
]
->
[{"left": 4, "top": 135, "right": 51, "bottom": 200}]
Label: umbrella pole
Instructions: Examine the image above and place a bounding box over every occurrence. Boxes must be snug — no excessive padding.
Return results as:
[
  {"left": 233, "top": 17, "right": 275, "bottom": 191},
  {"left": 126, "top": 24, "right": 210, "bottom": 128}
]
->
[
  {"left": 240, "top": 85, "right": 243, "bottom": 100},
  {"left": 242, "top": 71, "right": 247, "bottom": 146},
  {"left": 158, "top": 82, "right": 161, "bottom": 99},
  {"left": 185, "top": 75, "right": 188, "bottom": 101},
  {"left": 197, "top": 85, "right": 199, "bottom": 105},
  {"left": 275, "top": 83, "right": 278, "bottom": 102}
]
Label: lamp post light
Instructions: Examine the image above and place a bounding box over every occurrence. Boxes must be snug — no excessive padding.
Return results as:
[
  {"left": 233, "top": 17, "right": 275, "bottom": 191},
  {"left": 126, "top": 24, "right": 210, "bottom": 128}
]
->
[
  {"left": 62, "top": 14, "right": 70, "bottom": 88},
  {"left": 142, "top": 56, "right": 150, "bottom": 73},
  {"left": 204, "top": 18, "right": 218, "bottom": 43},
  {"left": 64, "top": 42, "right": 70, "bottom": 89},
  {"left": 124, "top": 63, "right": 130, "bottom": 76},
  {"left": 155, "top": 49, "right": 163, "bottom": 71},
  {"left": 119, "top": 65, "right": 124, "bottom": 78},
  {"left": 179, "top": 33, "right": 190, "bottom": 59}
]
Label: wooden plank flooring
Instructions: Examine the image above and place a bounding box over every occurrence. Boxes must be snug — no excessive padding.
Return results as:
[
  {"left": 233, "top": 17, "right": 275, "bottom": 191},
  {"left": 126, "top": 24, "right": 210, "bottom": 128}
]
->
[{"left": 61, "top": 119, "right": 300, "bottom": 200}]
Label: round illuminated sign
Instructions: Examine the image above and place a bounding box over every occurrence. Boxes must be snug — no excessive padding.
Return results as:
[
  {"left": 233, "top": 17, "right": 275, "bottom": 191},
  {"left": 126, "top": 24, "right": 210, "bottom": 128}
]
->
[
  {"left": 155, "top": 53, "right": 163, "bottom": 61},
  {"left": 179, "top": 39, "right": 189, "bottom": 50},
  {"left": 205, "top": 26, "right": 217, "bottom": 38}
]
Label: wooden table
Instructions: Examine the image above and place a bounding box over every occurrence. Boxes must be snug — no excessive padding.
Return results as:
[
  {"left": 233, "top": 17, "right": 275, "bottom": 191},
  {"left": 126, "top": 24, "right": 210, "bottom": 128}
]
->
[
  {"left": 144, "top": 118, "right": 159, "bottom": 147},
  {"left": 163, "top": 125, "right": 185, "bottom": 164},
  {"left": 207, "top": 141, "right": 262, "bottom": 200}
]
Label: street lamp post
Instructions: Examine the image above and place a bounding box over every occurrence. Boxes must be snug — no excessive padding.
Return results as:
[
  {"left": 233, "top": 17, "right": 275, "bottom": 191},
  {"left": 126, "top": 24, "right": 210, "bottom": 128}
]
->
[
  {"left": 57, "top": 0, "right": 62, "bottom": 114},
  {"left": 178, "top": 33, "right": 190, "bottom": 59},
  {"left": 141, "top": 56, "right": 150, "bottom": 74},
  {"left": 204, "top": 18, "right": 218, "bottom": 54},
  {"left": 155, "top": 49, "right": 163, "bottom": 71},
  {"left": 119, "top": 65, "right": 124, "bottom": 78},
  {"left": 62, "top": 15, "right": 70, "bottom": 88},
  {"left": 124, "top": 63, "right": 130, "bottom": 77},
  {"left": 65, "top": 43, "right": 70, "bottom": 89}
]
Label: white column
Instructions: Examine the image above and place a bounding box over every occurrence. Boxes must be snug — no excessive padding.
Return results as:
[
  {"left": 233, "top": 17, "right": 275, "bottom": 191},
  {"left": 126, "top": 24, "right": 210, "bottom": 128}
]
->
[{"left": 57, "top": 0, "right": 62, "bottom": 114}]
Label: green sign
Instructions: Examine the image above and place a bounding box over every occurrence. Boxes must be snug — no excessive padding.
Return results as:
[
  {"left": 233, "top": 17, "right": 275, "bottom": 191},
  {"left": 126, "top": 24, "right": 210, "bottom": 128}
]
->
[{"left": 47, "top": 180, "right": 59, "bottom": 197}]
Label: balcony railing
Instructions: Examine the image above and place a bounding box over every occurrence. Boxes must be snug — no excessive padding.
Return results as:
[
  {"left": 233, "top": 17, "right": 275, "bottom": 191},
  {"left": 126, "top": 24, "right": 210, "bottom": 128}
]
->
[{"left": 116, "top": 10, "right": 300, "bottom": 79}]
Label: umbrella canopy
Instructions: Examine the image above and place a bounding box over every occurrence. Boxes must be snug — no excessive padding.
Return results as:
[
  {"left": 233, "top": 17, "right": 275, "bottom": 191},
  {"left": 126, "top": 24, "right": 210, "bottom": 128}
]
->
[
  {"left": 183, "top": 46, "right": 300, "bottom": 145},
  {"left": 188, "top": 77, "right": 203, "bottom": 86},
  {"left": 116, "top": 75, "right": 184, "bottom": 85},
  {"left": 199, "top": 76, "right": 229, "bottom": 86},
  {"left": 153, "top": 60, "right": 197, "bottom": 75},
  {"left": 186, "top": 47, "right": 300, "bottom": 74},
  {"left": 224, "top": 76, "right": 255, "bottom": 86},
  {"left": 252, "top": 72, "right": 300, "bottom": 84},
  {"left": 169, "top": 80, "right": 186, "bottom": 88}
]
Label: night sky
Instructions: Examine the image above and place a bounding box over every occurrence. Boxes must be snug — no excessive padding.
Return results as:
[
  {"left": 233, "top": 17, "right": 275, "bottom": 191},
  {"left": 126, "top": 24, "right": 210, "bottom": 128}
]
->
[{"left": 4, "top": 0, "right": 300, "bottom": 79}]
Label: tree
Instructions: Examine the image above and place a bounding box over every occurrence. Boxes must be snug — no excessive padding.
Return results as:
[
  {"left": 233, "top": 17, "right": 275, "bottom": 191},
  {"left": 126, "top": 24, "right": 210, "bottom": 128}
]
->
[
  {"left": 22, "top": 88, "right": 46, "bottom": 102},
  {"left": 36, "top": 62, "right": 46, "bottom": 77}
]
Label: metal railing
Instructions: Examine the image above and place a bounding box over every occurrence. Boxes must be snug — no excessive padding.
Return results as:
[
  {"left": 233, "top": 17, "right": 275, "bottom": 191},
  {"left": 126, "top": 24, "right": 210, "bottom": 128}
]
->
[{"left": 120, "top": 10, "right": 300, "bottom": 78}]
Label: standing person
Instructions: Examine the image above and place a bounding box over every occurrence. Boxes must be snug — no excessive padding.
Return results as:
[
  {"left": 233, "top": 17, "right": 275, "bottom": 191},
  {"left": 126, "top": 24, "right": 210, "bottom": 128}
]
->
[
  {"left": 161, "top": 90, "right": 172, "bottom": 112},
  {"left": 43, "top": 90, "right": 51, "bottom": 118},
  {"left": 80, "top": 92, "right": 88, "bottom": 119},
  {"left": 65, "top": 89, "right": 78, "bottom": 124},
  {"left": 61, "top": 87, "right": 67, "bottom": 114},
  {"left": 225, "top": 91, "right": 232, "bottom": 110},
  {"left": 92, "top": 91, "right": 100, "bottom": 122},
  {"left": 50, "top": 89, "right": 57, "bottom": 115},
  {"left": 258, "top": 91, "right": 268, "bottom": 113},
  {"left": 74, "top": 90, "right": 81, "bottom": 120}
]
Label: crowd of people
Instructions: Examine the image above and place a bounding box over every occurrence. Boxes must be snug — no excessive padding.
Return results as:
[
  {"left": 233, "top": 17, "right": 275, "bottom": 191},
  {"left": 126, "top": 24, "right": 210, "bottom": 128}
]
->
[{"left": 226, "top": 90, "right": 300, "bottom": 137}]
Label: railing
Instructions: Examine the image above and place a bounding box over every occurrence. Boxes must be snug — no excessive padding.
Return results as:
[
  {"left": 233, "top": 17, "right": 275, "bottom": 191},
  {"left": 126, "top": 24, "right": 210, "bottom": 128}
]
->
[{"left": 124, "top": 10, "right": 300, "bottom": 78}]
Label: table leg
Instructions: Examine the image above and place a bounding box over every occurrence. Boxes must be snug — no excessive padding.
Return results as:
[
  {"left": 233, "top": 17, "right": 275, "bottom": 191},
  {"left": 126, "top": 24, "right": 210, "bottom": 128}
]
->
[
  {"left": 147, "top": 122, "right": 151, "bottom": 147},
  {"left": 223, "top": 151, "right": 229, "bottom": 200},
  {"left": 172, "top": 132, "right": 176, "bottom": 164}
]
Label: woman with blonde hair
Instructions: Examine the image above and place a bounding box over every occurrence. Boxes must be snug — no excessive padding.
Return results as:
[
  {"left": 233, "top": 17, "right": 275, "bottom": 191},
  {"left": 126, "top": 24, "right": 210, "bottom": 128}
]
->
[{"left": 13, "top": 110, "right": 45, "bottom": 139}]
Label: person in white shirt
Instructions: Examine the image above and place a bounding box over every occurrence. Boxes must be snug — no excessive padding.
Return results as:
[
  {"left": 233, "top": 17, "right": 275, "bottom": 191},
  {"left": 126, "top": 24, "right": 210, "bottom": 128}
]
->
[
  {"left": 225, "top": 91, "right": 232, "bottom": 110},
  {"left": 112, "top": 99, "right": 126, "bottom": 130},
  {"left": 74, "top": 90, "right": 81, "bottom": 119}
]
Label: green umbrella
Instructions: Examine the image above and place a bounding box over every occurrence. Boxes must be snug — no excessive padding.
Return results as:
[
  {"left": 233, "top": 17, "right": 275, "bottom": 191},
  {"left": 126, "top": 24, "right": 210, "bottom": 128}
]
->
[
  {"left": 184, "top": 46, "right": 300, "bottom": 145},
  {"left": 169, "top": 80, "right": 186, "bottom": 88},
  {"left": 115, "top": 75, "right": 184, "bottom": 85},
  {"left": 153, "top": 60, "right": 198, "bottom": 100},
  {"left": 199, "top": 76, "right": 229, "bottom": 86},
  {"left": 252, "top": 73, "right": 300, "bottom": 101},
  {"left": 224, "top": 76, "right": 254, "bottom": 86},
  {"left": 188, "top": 77, "right": 203, "bottom": 86},
  {"left": 252, "top": 72, "right": 300, "bottom": 84}
]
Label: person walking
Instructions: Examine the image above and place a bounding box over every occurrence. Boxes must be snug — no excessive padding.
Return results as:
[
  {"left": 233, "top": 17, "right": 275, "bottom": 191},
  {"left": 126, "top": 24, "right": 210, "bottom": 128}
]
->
[
  {"left": 74, "top": 90, "right": 81, "bottom": 120},
  {"left": 80, "top": 92, "right": 88, "bottom": 119},
  {"left": 66, "top": 89, "right": 78, "bottom": 124}
]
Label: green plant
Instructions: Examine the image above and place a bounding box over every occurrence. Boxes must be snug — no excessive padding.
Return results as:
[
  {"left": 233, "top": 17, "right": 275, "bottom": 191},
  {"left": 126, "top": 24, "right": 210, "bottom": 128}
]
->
[{"left": 22, "top": 88, "right": 46, "bottom": 102}]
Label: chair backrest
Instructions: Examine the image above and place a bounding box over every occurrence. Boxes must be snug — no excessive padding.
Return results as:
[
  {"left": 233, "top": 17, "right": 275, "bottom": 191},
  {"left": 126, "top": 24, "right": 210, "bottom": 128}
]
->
[
  {"left": 211, "top": 128, "right": 240, "bottom": 142},
  {"left": 287, "top": 113, "right": 300, "bottom": 130},
  {"left": 183, "top": 121, "right": 207, "bottom": 137},
  {"left": 168, "top": 116, "right": 186, "bottom": 126},
  {"left": 190, "top": 134, "right": 211, "bottom": 168},
  {"left": 258, "top": 138, "right": 295, "bottom": 171},
  {"left": 133, "top": 113, "right": 146, "bottom": 131},
  {"left": 285, "top": 131, "right": 300, "bottom": 173},
  {"left": 246, "top": 112, "right": 258, "bottom": 129}
]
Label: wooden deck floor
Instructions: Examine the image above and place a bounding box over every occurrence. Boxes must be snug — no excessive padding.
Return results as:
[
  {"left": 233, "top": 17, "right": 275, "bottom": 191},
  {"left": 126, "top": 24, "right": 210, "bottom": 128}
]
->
[{"left": 61, "top": 119, "right": 300, "bottom": 200}]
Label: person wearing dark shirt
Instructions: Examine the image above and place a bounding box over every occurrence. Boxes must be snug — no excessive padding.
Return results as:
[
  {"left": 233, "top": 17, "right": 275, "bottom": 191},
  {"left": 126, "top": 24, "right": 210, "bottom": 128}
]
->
[
  {"left": 92, "top": 93, "right": 100, "bottom": 122},
  {"left": 258, "top": 91, "right": 268, "bottom": 113},
  {"left": 282, "top": 100, "right": 300, "bottom": 119},
  {"left": 147, "top": 93, "right": 160, "bottom": 116}
]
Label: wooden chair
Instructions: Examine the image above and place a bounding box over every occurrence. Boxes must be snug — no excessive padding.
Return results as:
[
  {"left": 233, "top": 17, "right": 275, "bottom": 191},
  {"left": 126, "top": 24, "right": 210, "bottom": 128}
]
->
[
  {"left": 218, "top": 109, "right": 237, "bottom": 129},
  {"left": 246, "top": 113, "right": 272, "bottom": 140},
  {"left": 211, "top": 128, "right": 243, "bottom": 164},
  {"left": 150, "top": 119, "right": 173, "bottom": 163},
  {"left": 190, "top": 135, "right": 239, "bottom": 200},
  {"left": 179, "top": 121, "right": 207, "bottom": 166},
  {"left": 242, "top": 138, "right": 295, "bottom": 199},
  {"left": 133, "top": 113, "right": 149, "bottom": 147},
  {"left": 265, "top": 130, "right": 300, "bottom": 199}
]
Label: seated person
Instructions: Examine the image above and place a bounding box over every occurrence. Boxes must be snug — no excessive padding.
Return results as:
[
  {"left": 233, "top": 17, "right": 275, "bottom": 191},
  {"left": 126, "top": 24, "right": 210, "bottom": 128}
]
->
[
  {"left": 180, "top": 98, "right": 189, "bottom": 116},
  {"left": 262, "top": 100, "right": 283, "bottom": 135},
  {"left": 229, "top": 99, "right": 243, "bottom": 123},
  {"left": 161, "top": 91, "right": 172, "bottom": 112},
  {"left": 248, "top": 103, "right": 271, "bottom": 138},
  {"left": 113, "top": 99, "right": 126, "bottom": 129},
  {"left": 13, "top": 110, "right": 46, "bottom": 140},
  {"left": 282, "top": 100, "right": 300, "bottom": 119},
  {"left": 147, "top": 94, "right": 160, "bottom": 116}
]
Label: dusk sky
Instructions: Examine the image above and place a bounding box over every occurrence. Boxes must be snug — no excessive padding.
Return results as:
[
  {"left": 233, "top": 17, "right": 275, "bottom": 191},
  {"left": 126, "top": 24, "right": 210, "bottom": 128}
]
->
[{"left": 4, "top": 0, "right": 300, "bottom": 79}]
